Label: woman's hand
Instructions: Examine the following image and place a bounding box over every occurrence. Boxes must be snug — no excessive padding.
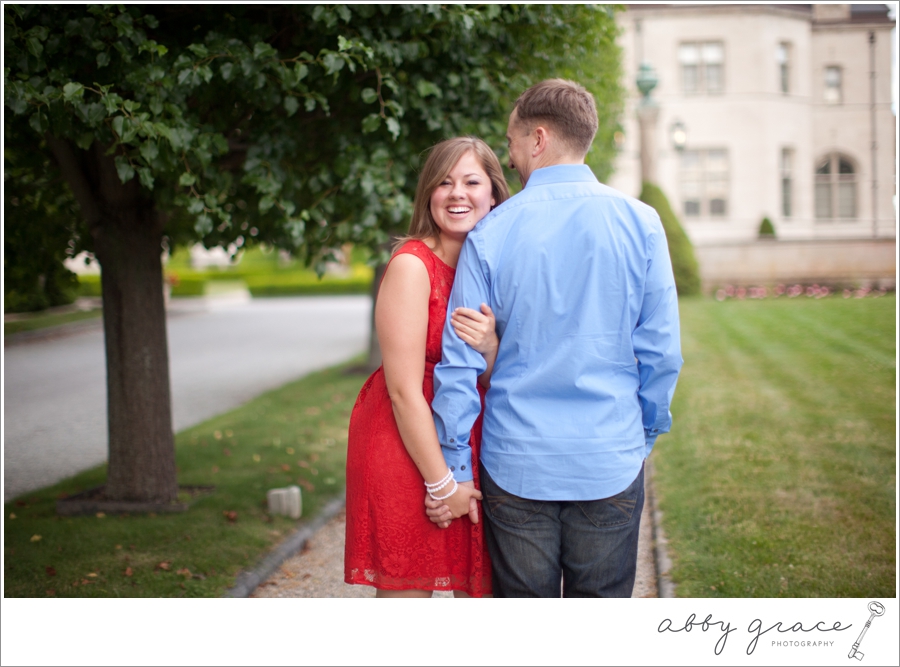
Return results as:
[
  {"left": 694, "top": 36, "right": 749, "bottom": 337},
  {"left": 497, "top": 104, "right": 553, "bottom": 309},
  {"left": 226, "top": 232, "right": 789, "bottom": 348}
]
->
[
  {"left": 451, "top": 304, "right": 498, "bottom": 356},
  {"left": 424, "top": 480, "right": 482, "bottom": 528}
]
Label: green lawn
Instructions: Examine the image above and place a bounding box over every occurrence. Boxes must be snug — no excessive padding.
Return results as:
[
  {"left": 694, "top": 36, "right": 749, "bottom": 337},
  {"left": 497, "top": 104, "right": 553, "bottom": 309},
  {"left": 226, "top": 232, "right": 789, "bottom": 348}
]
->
[
  {"left": 655, "top": 295, "right": 896, "bottom": 597},
  {"left": 3, "top": 361, "right": 369, "bottom": 598},
  {"left": 4, "top": 308, "right": 102, "bottom": 337}
]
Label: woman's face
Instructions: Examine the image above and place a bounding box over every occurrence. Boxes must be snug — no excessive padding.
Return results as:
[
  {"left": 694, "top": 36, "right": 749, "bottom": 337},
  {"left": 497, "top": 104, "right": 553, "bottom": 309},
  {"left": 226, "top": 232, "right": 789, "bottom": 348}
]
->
[{"left": 429, "top": 150, "right": 495, "bottom": 243}]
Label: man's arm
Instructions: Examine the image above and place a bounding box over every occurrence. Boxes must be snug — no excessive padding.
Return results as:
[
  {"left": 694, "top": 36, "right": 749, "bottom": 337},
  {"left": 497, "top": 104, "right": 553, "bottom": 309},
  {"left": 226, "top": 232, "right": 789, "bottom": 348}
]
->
[
  {"left": 432, "top": 235, "right": 491, "bottom": 484},
  {"left": 633, "top": 220, "right": 684, "bottom": 457}
]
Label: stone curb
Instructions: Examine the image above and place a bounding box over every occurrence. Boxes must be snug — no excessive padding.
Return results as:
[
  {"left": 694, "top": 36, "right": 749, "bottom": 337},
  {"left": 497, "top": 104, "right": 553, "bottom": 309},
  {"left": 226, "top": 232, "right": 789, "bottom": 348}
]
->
[
  {"left": 224, "top": 494, "right": 347, "bottom": 598},
  {"left": 646, "top": 458, "right": 676, "bottom": 598}
]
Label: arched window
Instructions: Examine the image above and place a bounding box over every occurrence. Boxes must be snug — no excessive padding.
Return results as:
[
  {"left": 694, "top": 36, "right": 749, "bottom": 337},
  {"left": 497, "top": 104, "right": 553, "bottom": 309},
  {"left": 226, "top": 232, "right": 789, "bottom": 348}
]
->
[{"left": 814, "top": 153, "right": 857, "bottom": 220}]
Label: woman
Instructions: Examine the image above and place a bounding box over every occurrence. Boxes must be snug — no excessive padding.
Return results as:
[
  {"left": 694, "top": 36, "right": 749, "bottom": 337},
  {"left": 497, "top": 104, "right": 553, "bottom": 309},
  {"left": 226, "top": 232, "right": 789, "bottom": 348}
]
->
[{"left": 344, "top": 137, "right": 509, "bottom": 598}]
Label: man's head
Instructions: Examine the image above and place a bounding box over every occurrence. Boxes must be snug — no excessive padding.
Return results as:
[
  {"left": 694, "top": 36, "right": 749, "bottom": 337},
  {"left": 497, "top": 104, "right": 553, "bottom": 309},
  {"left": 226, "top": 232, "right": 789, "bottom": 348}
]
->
[{"left": 506, "top": 79, "right": 599, "bottom": 186}]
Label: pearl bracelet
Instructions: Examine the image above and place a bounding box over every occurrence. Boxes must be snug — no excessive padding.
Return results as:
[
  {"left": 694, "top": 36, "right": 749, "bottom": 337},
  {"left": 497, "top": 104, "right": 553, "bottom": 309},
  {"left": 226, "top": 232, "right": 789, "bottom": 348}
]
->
[
  {"left": 424, "top": 469, "right": 453, "bottom": 491},
  {"left": 429, "top": 480, "right": 459, "bottom": 501}
]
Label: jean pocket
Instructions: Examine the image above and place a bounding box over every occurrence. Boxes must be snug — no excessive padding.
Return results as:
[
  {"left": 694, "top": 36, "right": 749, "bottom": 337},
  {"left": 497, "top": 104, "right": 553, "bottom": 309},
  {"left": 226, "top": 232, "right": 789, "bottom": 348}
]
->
[
  {"left": 574, "top": 474, "right": 642, "bottom": 529},
  {"left": 486, "top": 493, "right": 544, "bottom": 526}
]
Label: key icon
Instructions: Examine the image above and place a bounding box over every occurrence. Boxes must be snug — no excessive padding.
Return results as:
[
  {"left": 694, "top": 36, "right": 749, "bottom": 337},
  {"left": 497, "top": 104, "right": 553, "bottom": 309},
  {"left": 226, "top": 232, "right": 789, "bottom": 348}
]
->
[{"left": 848, "top": 601, "right": 885, "bottom": 660}]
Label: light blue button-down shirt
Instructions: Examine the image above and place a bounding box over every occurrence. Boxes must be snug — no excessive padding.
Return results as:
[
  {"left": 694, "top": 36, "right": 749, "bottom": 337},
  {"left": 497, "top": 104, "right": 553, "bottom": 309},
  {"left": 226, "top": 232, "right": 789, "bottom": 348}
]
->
[{"left": 432, "top": 164, "right": 683, "bottom": 501}]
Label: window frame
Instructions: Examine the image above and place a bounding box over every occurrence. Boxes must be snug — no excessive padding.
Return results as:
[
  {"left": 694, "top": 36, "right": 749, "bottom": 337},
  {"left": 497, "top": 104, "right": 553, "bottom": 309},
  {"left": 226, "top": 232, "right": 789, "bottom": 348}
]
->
[
  {"left": 814, "top": 152, "right": 857, "bottom": 221},
  {"left": 680, "top": 148, "right": 731, "bottom": 219},
  {"left": 679, "top": 40, "right": 726, "bottom": 95}
]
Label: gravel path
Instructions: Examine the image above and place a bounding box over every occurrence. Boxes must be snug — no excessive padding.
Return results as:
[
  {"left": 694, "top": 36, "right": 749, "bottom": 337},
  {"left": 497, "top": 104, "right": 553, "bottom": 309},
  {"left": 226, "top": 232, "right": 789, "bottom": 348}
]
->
[{"left": 250, "top": 475, "right": 659, "bottom": 598}]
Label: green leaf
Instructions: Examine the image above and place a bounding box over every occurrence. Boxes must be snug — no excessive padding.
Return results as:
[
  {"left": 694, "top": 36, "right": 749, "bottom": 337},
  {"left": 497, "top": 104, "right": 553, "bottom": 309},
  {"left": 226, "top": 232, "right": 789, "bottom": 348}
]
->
[
  {"left": 386, "top": 117, "right": 400, "bottom": 140},
  {"left": 139, "top": 140, "right": 158, "bottom": 163},
  {"left": 194, "top": 213, "right": 213, "bottom": 236},
  {"left": 360, "top": 87, "right": 377, "bottom": 104},
  {"left": 187, "top": 43, "right": 209, "bottom": 58},
  {"left": 258, "top": 195, "right": 276, "bottom": 213},
  {"left": 137, "top": 167, "right": 155, "bottom": 190},
  {"left": 26, "top": 37, "right": 43, "bottom": 58},
  {"left": 149, "top": 97, "right": 163, "bottom": 116},
  {"left": 220, "top": 62, "right": 234, "bottom": 81},
  {"left": 284, "top": 96, "right": 299, "bottom": 117},
  {"left": 114, "top": 155, "right": 135, "bottom": 183},
  {"left": 177, "top": 69, "right": 193, "bottom": 85},
  {"left": 111, "top": 115, "right": 125, "bottom": 137},
  {"left": 96, "top": 52, "right": 110, "bottom": 68},
  {"left": 322, "top": 52, "right": 344, "bottom": 75},
  {"left": 75, "top": 132, "right": 94, "bottom": 150},
  {"left": 179, "top": 172, "right": 196, "bottom": 187},
  {"left": 252, "top": 42, "right": 277, "bottom": 60},
  {"left": 8, "top": 94, "right": 28, "bottom": 115},
  {"left": 294, "top": 62, "right": 308, "bottom": 82},
  {"left": 28, "top": 111, "right": 46, "bottom": 133},
  {"left": 304, "top": 96, "right": 316, "bottom": 112},
  {"left": 415, "top": 80, "right": 442, "bottom": 99},
  {"left": 336, "top": 6, "right": 351, "bottom": 22},
  {"left": 361, "top": 113, "right": 381, "bottom": 133}
]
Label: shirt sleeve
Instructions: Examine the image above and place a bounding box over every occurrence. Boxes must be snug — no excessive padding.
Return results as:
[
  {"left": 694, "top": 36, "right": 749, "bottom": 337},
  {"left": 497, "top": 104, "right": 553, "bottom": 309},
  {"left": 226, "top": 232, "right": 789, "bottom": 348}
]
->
[
  {"left": 432, "top": 235, "right": 489, "bottom": 483},
  {"left": 633, "top": 218, "right": 684, "bottom": 458}
]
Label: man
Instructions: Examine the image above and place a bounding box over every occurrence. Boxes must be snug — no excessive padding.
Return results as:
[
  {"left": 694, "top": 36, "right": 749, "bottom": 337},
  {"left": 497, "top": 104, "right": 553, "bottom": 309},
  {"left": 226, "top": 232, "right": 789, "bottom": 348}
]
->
[{"left": 430, "top": 79, "right": 683, "bottom": 597}]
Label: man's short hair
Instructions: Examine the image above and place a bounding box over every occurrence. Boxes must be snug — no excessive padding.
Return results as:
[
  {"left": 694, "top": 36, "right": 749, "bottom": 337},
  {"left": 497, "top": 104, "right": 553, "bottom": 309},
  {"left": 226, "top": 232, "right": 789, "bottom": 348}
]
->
[{"left": 514, "top": 79, "right": 599, "bottom": 157}]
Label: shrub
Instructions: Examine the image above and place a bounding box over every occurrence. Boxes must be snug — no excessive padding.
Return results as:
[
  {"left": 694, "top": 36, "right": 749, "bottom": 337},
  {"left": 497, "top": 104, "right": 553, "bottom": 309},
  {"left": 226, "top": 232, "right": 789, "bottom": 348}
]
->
[
  {"left": 758, "top": 216, "right": 776, "bottom": 238},
  {"left": 638, "top": 182, "right": 702, "bottom": 296}
]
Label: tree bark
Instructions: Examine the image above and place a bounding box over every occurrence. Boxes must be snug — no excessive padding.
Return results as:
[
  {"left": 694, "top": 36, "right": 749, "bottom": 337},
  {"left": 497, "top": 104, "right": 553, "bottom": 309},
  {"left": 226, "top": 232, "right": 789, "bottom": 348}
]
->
[
  {"left": 49, "top": 139, "right": 177, "bottom": 503},
  {"left": 364, "top": 261, "right": 387, "bottom": 373}
]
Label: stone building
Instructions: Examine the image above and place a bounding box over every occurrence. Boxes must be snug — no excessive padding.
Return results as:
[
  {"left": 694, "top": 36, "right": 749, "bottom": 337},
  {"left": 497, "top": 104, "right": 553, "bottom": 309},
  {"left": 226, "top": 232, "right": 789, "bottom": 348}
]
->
[{"left": 608, "top": 3, "right": 896, "bottom": 288}]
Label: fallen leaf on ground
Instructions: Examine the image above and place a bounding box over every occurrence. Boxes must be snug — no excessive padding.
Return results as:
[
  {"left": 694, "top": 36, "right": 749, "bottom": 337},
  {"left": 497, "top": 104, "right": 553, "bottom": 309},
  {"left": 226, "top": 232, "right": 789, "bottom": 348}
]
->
[
  {"left": 45, "top": 566, "right": 57, "bottom": 577},
  {"left": 124, "top": 567, "right": 133, "bottom": 577},
  {"left": 211, "top": 466, "right": 219, "bottom": 473},
  {"left": 223, "top": 511, "right": 238, "bottom": 522},
  {"left": 192, "top": 573, "right": 207, "bottom": 580},
  {"left": 30, "top": 535, "right": 42, "bottom": 542},
  {"left": 252, "top": 454, "right": 261, "bottom": 462},
  {"left": 86, "top": 572, "right": 98, "bottom": 578},
  {"left": 156, "top": 561, "right": 171, "bottom": 571},
  {"left": 223, "top": 448, "right": 232, "bottom": 457},
  {"left": 285, "top": 447, "right": 295, "bottom": 455},
  {"left": 297, "top": 460, "right": 310, "bottom": 468},
  {"left": 9, "top": 513, "right": 16, "bottom": 520},
  {"left": 46, "top": 590, "right": 56, "bottom": 596},
  {"left": 96, "top": 512, "right": 106, "bottom": 518},
  {"left": 301, "top": 573, "right": 311, "bottom": 580},
  {"left": 15, "top": 500, "right": 28, "bottom": 507},
  {"left": 176, "top": 568, "right": 191, "bottom": 577},
  {"left": 281, "top": 464, "right": 291, "bottom": 471},
  {"left": 309, "top": 453, "right": 320, "bottom": 462},
  {"left": 115, "top": 545, "right": 122, "bottom": 550}
]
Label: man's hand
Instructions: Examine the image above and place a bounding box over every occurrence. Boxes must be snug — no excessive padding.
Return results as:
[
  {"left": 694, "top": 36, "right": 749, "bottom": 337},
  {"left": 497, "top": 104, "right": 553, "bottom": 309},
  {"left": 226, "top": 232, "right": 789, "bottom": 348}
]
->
[{"left": 424, "top": 480, "right": 481, "bottom": 528}]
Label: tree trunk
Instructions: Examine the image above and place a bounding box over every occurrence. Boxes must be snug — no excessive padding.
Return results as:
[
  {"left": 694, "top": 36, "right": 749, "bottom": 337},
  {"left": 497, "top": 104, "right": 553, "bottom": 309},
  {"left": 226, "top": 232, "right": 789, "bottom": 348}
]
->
[
  {"left": 364, "top": 261, "right": 387, "bottom": 373},
  {"left": 48, "top": 138, "right": 176, "bottom": 503}
]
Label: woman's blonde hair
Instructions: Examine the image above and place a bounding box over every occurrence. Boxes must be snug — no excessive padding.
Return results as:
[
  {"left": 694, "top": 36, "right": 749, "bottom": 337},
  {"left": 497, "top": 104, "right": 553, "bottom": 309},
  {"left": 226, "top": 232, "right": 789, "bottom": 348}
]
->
[{"left": 394, "top": 136, "right": 510, "bottom": 252}]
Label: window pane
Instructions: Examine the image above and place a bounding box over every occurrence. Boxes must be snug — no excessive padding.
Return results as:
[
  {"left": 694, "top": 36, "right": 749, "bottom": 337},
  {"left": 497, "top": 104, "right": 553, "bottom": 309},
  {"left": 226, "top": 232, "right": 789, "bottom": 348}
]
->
[
  {"left": 684, "top": 200, "right": 701, "bottom": 216},
  {"left": 782, "top": 178, "right": 792, "bottom": 217},
  {"left": 815, "top": 183, "right": 832, "bottom": 218},
  {"left": 816, "top": 159, "right": 831, "bottom": 175},
  {"left": 825, "top": 66, "right": 841, "bottom": 104},
  {"left": 709, "top": 198, "right": 727, "bottom": 216},
  {"left": 837, "top": 182, "right": 856, "bottom": 218},
  {"left": 683, "top": 65, "right": 698, "bottom": 93},
  {"left": 781, "top": 149, "right": 792, "bottom": 176},
  {"left": 706, "top": 64, "right": 723, "bottom": 93},
  {"left": 776, "top": 44, "right": 788, "bottom": 64},
  {"left": 702, "top": 43, "right": 723, "bottom": 63},
  {"left": 781, "top": 64, "right": 789, "bottom": 93},
  {"left": 838, "top": 158, "right": 854, "bottom": 174},
  {"left": 679, "top": 44, "right": 699, "bottom": 64}
]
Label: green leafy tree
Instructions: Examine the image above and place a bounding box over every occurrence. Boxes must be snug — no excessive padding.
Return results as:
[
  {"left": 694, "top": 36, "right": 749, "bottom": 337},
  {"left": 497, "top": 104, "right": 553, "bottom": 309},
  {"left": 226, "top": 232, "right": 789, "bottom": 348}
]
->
[
  {"left": 638, "top": 182, "right": 701, "bottom": 296},
  {"left": 4, "top": 4, "right": 624, "bottom": 502},
  {"left": 758, "top": 216, "right": 776, "bottom": 238}
]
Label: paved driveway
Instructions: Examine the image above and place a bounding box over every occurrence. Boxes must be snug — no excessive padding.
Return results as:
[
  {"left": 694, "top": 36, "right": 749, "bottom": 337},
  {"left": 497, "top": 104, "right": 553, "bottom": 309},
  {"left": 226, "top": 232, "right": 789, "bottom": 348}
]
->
[{"left": 3, "top": 295, "right": 371, "bottom": 501}]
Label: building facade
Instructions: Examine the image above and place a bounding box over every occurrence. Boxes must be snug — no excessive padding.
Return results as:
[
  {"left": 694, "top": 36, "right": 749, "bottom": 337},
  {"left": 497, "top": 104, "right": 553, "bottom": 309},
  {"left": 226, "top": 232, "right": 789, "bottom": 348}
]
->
[{"left": 609, "top": 3, "right": 896, "bottom": 250}]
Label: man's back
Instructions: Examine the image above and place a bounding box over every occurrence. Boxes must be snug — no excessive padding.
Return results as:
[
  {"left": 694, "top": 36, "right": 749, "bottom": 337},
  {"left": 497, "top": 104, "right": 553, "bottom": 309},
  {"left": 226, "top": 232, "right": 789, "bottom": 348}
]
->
[{"left": 433, "top": 164, "right": 682, "bottom": 501}]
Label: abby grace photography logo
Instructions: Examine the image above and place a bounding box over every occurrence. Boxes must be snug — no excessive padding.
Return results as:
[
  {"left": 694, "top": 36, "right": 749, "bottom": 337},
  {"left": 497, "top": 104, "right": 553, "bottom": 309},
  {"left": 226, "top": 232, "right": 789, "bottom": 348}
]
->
[{"left": 657, "top": 611, "right": 858, "bottom": 657}]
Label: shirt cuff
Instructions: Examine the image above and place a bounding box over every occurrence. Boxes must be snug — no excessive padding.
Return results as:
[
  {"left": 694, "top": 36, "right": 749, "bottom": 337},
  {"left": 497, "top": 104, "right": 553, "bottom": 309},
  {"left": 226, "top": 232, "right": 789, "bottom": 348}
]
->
[
  {"left": 644, "top": 433, "right": 659, "bottom": 457},
  {"left": 441, "top": 444, "right": 474, "bottom": 483}
]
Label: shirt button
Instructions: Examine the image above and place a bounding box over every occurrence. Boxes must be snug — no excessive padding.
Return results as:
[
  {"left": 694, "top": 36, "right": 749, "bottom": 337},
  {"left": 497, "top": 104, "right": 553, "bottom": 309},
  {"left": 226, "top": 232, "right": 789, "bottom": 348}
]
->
[
  {"left": 449, "top": 438, "right": 455, "bottom": 443},
  {"left": 450, "top": 466, "right": 455, "bottom": 471},
  {"left": 461, "top": 465, "right": 467, "bottom": 471}
]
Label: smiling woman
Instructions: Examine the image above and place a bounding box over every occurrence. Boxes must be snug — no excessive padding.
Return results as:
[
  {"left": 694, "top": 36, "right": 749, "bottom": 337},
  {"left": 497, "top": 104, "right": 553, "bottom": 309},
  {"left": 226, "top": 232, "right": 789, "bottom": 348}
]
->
[{"left": 344, "top": 137, "right": 510, "bottom": 598}]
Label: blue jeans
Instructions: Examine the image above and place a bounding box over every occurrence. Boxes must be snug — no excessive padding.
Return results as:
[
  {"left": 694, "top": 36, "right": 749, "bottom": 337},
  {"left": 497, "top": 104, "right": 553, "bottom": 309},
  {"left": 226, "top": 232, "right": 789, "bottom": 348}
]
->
[{"left": 480, "top": 462, "right": 644, "bottom": 598}]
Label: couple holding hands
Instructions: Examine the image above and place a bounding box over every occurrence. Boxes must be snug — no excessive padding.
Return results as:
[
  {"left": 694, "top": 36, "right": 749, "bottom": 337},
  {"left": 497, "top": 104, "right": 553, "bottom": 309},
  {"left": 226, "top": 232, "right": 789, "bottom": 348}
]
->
[{"left": 344, "top": 78, "right": 683, "bottom": 598}]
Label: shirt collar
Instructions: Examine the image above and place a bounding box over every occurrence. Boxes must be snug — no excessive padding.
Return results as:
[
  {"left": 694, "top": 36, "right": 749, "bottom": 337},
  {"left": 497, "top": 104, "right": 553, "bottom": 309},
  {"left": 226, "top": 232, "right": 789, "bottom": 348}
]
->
[{"left": 523, "top": 164, "right": 598, "bottom": 189}]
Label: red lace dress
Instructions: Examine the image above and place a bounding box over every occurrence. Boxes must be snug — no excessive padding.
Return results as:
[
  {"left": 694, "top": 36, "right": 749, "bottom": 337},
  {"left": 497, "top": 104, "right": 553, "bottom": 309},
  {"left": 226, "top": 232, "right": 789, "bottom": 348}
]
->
[{"left": 344, "top": 240, "right": 491, "bottom": 596}]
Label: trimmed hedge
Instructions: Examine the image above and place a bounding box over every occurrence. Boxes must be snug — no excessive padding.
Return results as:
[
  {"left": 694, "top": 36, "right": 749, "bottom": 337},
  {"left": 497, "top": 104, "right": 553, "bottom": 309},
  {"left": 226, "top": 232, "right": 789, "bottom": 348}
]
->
[
  {"left": 638, "top": 182, "right": 702, "bottom": 296},
  {"left": 758, "top": 216, "right": 776, "bottom": 238}
]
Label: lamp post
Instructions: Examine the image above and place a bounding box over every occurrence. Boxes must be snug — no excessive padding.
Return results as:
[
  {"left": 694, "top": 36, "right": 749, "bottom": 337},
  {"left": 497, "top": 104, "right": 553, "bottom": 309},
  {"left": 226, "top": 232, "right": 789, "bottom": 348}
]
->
[{"left": 636, "top": 62, "right": 660, "bottom": 185}]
